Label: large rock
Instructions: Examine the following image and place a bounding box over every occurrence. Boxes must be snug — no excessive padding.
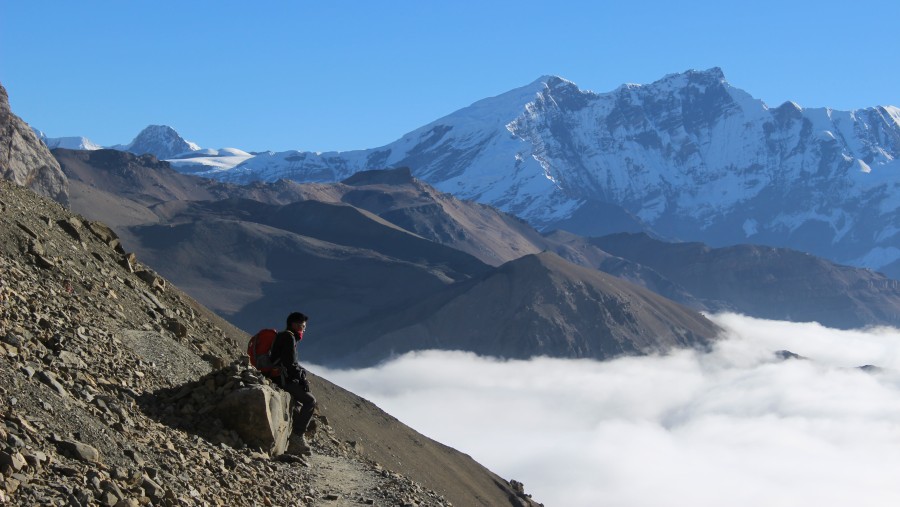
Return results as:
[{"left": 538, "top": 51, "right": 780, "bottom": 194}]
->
[
  {"left": 216, "top": 385, "right": 292, "bottom": 455},
  {"left": 0, "top": 82, "right": 69, "bottom": 205}
]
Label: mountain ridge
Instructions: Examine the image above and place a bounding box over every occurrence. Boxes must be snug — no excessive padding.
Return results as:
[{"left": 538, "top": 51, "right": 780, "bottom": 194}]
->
[
  {"left": 311, "top": 251, "right": 720, "bottom": 367},
  {"left": 51, "top": 146, "right": 900, "bottom": 344},
  {"left": 113, "top": 68, "right": 894, "bottom": 278}
]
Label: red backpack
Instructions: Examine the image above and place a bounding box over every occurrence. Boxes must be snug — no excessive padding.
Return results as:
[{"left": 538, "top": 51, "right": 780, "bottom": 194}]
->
[{"left": 247, "top": 329, "right": 279, "bottom": 377}]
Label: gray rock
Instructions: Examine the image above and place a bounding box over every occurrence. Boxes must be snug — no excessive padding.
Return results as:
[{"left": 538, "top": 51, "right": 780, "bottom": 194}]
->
[
  {"left": 56, "top": 440, "right": 101, "bottom": 463},
  {"left": 136, "top": 270, "right": 165, "bottom": 290},
  {"left": 36, "top": 370, "right": 69, "bottom": 398},
  {"left": 165, "top": 318, "right": 188, "bottom": 339},
  {"left": 86, "top": 220, "right": 119, "bottom": 245},
  {"left": 0, "top": 451, "right": 27, "bottom": 472},
  {"left": 215, "top": 385, "right": 292, "bottom": 456},
  {"left": 56, "top": 350, "right": 87, "bottom": 368},
  {"left": 141, "top": 474, "right": 165, "bottom": 502},
  {"left": 21, "top": 449, "right": 48, "bottom": 468},
  {"left": 57, "top": 218, "right": 83, "bottom": 241},
  {"left": 0, "top": 83, "right": 69, "bottom": 204}
]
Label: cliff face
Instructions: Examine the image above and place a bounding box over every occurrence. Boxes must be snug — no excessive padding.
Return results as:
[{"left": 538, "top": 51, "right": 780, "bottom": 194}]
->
[{"left": 0, "top": 82, "right": 69, "bottom": 205}]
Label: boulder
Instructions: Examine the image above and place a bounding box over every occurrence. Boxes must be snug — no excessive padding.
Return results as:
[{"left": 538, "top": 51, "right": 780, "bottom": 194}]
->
[
  {"left": 56, "top": 440, "right": 101, "bottom": 463},
  {"left": 215, "top": 385, "right": 292, "bottom": 456}
]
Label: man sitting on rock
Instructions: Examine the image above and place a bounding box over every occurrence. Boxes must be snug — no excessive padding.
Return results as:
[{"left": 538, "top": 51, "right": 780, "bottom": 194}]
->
[{"left": 269, "top": 311, "right": 317, "bottom": 455}]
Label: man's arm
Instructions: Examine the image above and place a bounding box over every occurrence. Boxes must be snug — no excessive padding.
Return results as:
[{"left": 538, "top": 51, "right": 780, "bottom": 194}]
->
[{"left": 272, "top": 331, "right": 303, "bottom": 381}]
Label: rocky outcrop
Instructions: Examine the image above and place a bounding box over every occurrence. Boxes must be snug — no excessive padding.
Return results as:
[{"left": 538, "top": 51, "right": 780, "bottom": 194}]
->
[
  {"left": 0, "top": 83, "right": 68, "bottom": 205},
  {"left": 217, "top": 385, "right": 292, "bottom": 456}
]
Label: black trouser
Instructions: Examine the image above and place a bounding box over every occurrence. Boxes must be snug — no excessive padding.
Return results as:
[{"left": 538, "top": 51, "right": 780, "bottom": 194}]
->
[{"left": 281, "top": 381, "right": 316, "bottom": 435}]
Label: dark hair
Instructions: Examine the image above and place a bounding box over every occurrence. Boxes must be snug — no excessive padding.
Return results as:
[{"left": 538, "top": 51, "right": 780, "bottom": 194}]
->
[{"left": 286, "top": 312, "right": 308, "bottom": 328}]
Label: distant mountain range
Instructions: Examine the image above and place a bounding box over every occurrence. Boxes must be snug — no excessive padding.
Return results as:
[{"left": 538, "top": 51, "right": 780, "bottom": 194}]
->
[
  {"left": 52, "top": 148, "right": 720, "bottom": 365},
  {"left": 39, "top": 68, "right": 900, "bottom": 280},
  {"left": 49, "top": 147, "right": 900, "bottom": 367}
]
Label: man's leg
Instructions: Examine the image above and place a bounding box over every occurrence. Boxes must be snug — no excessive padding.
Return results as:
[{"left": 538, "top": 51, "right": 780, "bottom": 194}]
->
[
  {"left": 292, "top": 390, "right": 316, "bottom": 434},
  {"left": 282, "top": 382, "right": 316, "bottom": 454}
]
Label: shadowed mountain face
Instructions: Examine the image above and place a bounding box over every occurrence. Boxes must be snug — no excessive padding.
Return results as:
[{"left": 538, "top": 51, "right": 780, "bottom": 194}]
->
[
  {"left": 541, "top": 229, "right": 706, "bottom": 310},
  {"left": 126, "top": 197, "right": 490, "bottom": 336},
  {"left": 592, "top": 233, "right": 900, "bottom": 329},
  {"left": 310, "top": 252, "right": 721, "bottom": 367},
  {"left": 54, "top": 148, "right": 228, "bottom": 204}
]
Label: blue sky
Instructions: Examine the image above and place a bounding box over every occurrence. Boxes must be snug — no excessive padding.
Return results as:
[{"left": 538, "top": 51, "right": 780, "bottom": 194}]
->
[{"left": 2, "top": 0, "right": 897, "bottom": 153}]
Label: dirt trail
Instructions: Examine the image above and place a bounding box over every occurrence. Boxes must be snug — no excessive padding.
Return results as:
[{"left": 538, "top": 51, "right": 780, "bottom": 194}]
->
[
  {"left": 303, "top": 446, "right": 456, "bottom": 507},
  {"left": 307, "top": 453, "right": 383, "bottom": 506}
]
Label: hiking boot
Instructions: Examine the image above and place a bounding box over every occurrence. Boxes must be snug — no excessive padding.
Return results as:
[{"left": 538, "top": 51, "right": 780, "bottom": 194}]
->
[{"left": 287, "top": 435, "right": 311, "bottom": 456}]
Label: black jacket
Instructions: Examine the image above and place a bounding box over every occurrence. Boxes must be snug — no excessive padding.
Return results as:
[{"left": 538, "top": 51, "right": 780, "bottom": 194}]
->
[{"left": 270, "top": 329, "right": 305, "bottom": 383}]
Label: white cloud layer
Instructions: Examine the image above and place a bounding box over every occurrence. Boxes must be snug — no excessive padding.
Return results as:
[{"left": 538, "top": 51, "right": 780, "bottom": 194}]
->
[{"left": 313, "top": 313, "right": 900, "bottom": 507}]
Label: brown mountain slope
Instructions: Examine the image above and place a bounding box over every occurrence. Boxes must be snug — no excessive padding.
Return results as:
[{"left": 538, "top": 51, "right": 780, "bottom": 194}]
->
[
  {"left": 127, "top": 213, "right": 479, "bottom": 337},
  {"left": 55, "top": 150, "right": 494, "bottom": 337},
  {"left": 542, "top": 229, "right": 705, "bottom": 309},
  {"left": 0, "top": 177, "right": 538, "bottom": 506},
  {"left": 309, "top": 167, "right": 548, "bottom": 266},
  {"left": 57, "top": 151, "right": 545, "bottom": 269},
  {"left": 592, "top": 233, "right": 900, "bottom": 329},
  {"left": 309, "top": 251, "right": 721, "bottom": 366},
  {"left": 53, "top": 148, "right": 313, "bottom": 228}
]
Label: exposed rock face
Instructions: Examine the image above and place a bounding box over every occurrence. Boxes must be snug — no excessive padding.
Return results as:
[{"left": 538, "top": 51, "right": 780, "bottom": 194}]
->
[
  {"left": 216, "top": 385, "right": 292, "bottom": 456},
  {"left": 0, "top": 82, "right": 68, "bottom": 205}
]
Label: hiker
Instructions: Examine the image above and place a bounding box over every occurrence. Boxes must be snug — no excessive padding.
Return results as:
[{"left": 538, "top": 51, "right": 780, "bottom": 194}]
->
[{"left": 270, "top": 311, "right": 317, "bottom": 455}]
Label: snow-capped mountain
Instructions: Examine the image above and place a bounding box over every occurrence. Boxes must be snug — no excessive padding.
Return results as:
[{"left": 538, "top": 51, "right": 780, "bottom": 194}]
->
[
  {"left": 188, "top": 68, "right": 900, "bottom": 278},
  {"left": 165, "top": 147, "right": 255, "bottom": 173},
  {"left": 117, "top": 124, "right": 201, "bottom": 160},
  {"left": 33, "top": 128, "right": 102, "bottom": 151},
  {"left": 35, "top": 123, "right": 254, "bottom": 174}
]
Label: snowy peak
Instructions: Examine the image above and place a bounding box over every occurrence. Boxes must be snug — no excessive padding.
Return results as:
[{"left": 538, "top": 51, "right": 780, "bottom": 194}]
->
[
  {"left": 173, "top": 68, "right": 900, "bottom": 278},
  {"left": 33, "top": 128, "right": 102, "bottom": 151},
  {"left": 125, "top": 125, "right": 200, "bottom": 160}
]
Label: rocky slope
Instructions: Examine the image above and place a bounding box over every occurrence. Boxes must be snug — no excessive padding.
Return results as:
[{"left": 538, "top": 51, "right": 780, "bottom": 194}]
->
[
  {"left": 0, "top": 83, "right": 68, "bottom": 205},
  {"left": 0, "top": 177, "right": 540, "bottom": 505}
]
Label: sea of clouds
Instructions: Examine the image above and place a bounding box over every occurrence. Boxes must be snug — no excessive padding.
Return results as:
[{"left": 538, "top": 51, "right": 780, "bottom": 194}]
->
[{"left": 314, "top": 313, "right": 900, "bottom": 507}]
